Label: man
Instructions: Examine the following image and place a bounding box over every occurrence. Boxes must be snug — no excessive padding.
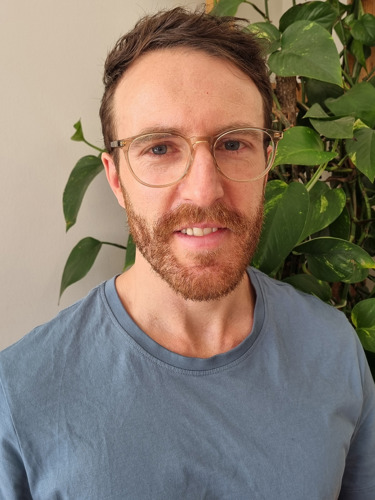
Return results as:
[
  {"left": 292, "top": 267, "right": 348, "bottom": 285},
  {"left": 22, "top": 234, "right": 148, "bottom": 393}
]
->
[{"left": 0, "top": 7, "right": 374, "bottom": 499}]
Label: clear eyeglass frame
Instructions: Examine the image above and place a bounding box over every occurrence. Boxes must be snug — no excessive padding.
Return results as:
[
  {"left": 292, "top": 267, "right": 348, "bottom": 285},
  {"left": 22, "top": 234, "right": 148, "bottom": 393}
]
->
[{"left": 110, "top": 127, "right": 283, "bottom": 188}]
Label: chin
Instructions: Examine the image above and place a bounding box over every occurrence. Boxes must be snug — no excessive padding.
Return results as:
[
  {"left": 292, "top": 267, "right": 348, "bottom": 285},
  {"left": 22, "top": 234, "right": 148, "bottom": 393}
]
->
[{"left": 149, "top": 251, "right": 248, "bottom": 302}]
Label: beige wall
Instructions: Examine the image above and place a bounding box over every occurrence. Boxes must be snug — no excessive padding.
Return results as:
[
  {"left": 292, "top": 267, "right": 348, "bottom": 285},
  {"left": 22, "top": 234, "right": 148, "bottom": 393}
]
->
[
  {"left": 0, "top": 0, "right": 203, "bottom": 350},
  {"left": 0, "top": 0, "right": 299, "bottom": 350}
]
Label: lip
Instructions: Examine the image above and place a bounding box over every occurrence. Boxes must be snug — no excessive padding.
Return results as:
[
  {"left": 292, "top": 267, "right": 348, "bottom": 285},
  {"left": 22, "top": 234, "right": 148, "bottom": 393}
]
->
[
  {"left": 173, "top": 226, "right": 228, "bottom": 251},
  {"left": 176, "top": 222, "right": 225, "bottom": 238},
  {"left": 181, "top": 227, "right": 219, "bottom": 236},
  {"left": 176, "top": 222, "right": 225, "bottom": 231}
]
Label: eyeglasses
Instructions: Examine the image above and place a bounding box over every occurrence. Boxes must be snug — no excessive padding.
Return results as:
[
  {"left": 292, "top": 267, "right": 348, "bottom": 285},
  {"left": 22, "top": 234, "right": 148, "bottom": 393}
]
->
[{"left": 110, "top": 127, "right": 283, "bottom": 188}]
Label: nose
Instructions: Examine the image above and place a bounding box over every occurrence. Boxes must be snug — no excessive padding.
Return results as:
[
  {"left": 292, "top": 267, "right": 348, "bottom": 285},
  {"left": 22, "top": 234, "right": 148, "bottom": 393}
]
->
[{"left": 178, "top": 140, "right": 225, "bottom": 207}]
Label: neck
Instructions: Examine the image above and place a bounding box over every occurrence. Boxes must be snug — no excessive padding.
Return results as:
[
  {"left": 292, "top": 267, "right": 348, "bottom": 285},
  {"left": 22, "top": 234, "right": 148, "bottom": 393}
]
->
[{"left": 115, "top": 253, "right": 255, "bottom": 358}]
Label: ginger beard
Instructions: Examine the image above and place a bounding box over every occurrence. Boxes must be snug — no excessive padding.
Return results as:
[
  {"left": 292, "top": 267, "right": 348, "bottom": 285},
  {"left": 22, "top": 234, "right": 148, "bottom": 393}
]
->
[{"left": 121, "top": 185, "right": 264, "bottom": 301}]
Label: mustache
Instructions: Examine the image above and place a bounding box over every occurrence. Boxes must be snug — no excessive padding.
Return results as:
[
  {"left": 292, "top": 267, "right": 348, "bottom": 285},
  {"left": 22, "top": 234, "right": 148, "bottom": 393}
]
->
[{"left": 153, "top": 202, "right": 254, "bottom": 236}]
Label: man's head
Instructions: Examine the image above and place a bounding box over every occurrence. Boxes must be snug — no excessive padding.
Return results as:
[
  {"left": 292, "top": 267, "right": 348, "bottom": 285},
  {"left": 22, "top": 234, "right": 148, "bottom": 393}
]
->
[
  {"left": 101, "top": 8, "right": 275, "bottom": 302},
  {"left": 99, "top": 7, "right": 273, "bottom": 166}
]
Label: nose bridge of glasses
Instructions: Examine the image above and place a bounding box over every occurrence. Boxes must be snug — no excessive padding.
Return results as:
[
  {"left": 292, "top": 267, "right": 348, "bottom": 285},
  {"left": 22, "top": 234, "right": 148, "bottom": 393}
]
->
[
  {"left": 189, "top": 135, "right": 208, "bottom": 145},
  {"left": 189, "top": 137, "right": 215, "bottom": 158}
]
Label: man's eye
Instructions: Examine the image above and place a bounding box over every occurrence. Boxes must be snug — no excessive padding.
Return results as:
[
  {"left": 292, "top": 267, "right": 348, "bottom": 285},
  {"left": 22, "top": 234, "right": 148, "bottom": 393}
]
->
[
  {"left": 223, "top": 140, "right": 241, "bottom": 151},
  {"left": 151, "top": 144, "right": 168, "bottom": 155}
]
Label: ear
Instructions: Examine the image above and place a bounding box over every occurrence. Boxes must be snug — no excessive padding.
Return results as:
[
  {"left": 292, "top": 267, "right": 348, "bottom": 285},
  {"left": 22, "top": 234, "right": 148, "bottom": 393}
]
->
[
  {"left": 266, "top": 144, "right": 274, "bottom": 165},
  {"left": 262, "top": 173, "right": 268, "bottom": 195},
  {"left": 102, "top": 152, "right": 125, "bottom": 209},
  {"left": 262, "top": 144, "right": 273, "bottom": 193}
]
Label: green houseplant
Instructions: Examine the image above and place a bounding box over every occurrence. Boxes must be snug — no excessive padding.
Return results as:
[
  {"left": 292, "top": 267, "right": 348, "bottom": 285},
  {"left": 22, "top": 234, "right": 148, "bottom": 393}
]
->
[{"left": 61, "top": 0, "right": 375, "bottom": 375}]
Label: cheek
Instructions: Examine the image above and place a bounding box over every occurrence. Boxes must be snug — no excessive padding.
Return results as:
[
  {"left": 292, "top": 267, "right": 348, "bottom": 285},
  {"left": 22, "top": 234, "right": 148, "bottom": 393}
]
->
[
  {"left": 122, "top": 176, "right": 178, "bottom": 224},
  {"left": 227, "top": 182, "right": 265, "bottom": 214}
]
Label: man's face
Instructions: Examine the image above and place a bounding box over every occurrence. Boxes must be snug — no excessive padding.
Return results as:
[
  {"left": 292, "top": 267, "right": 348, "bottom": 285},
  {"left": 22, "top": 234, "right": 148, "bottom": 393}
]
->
[{"left": 105, "top": 48, "right": 268, "bottom": 301}]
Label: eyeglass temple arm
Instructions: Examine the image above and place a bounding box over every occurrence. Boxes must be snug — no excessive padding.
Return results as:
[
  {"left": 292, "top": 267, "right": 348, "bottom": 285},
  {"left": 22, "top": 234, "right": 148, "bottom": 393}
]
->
[
  {"left": 272, "top": 131, "right": 283, "bottom": 142},
  {"left": 110, "top": 140, "right": 127, "bottom": 148}
]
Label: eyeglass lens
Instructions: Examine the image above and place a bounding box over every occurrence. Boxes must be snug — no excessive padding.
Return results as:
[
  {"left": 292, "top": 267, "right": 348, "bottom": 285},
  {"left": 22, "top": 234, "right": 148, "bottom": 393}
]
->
[{"left": 127, "top": 129, "right": 273, "bottom": 186}]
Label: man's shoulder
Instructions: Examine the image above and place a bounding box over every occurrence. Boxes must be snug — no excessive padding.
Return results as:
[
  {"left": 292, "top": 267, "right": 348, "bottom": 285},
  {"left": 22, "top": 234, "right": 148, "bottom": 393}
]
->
[
  {"left": 251, "top": 266, "right": 346, "bottom": 317},
  {"left": 0, "top": 279, "right": 121, "bottom": 452},
  {"left": 0, "top": 280, "right": 109, "bottom": 373},
  {"left": 249, "top": 266, "right": 357, "bottom": 342},
  {"left": 249, "top": 267, "right": 371, "bottom": 388}
]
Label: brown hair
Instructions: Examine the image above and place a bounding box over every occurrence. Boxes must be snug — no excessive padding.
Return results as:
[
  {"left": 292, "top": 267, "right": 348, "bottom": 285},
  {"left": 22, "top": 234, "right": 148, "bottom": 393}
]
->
[{"left": 99, "top": 7, "right": 273, "bottom": 163}]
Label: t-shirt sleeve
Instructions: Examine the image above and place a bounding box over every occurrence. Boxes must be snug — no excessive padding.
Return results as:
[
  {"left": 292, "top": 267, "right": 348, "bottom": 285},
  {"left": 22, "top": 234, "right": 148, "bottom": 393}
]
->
[
  {"left": 339, "top": 353, "right": 375, "bottom": 499},
  {"left": 0, "top": 378, "right": 32, "bottom": 499}
]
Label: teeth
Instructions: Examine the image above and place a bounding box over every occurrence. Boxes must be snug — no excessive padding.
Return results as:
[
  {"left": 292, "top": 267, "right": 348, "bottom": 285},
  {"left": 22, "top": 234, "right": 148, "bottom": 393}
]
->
[{"left": 181, "top": 227, "right": 219, "bottom": 237}]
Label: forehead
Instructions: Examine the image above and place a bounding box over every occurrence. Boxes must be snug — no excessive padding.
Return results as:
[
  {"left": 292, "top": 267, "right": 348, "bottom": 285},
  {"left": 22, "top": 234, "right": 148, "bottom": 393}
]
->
[{"left": 113, "top": 48, "right": 264, "bottom": 137}]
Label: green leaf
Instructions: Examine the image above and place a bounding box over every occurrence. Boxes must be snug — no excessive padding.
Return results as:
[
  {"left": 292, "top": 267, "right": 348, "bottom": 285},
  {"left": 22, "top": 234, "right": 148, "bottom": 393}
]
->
[
  {"left": 304, "top": 103, "right": 355, "bottom": 138},
  {"left": 309, "top": 116, "right": 355, "bottom": 139},
  {"left": 352, "top": 299, "right": 375, "bottom": 353},
  {"left": 210, "top": 0, "right": 243, "bottom": 16},
  {"left": 328, "top": 207, "right": 351, "bottom": 240},
  {"left": 325, "top": 82, "right": 375, "bottom": 128},
  {"left": 274, "top": 127, "right": 337, "bottom": 166},
  {"left": 350, "top": 14, "right": 375, "bottom": 46},
  {"left": 328, "top": 0, "right": 349, "bottom": 16},
  {"left": 363, "top": 218, "right": 375, "bottom": 255},
  {"left": 349, "top": 39, "right": 367, "bottom": 68},
  {"left": 346, "top": 127, "right": 375, "bottom": 182},
  {"left": 252, "top": 181, "right": 309, "bottom": 274},
  {"left": 299, "top": 182, "right": 346, "bottom": 241},
  {"left": 63, "top": 155, "right": 103, "bottom": 231},
  {"left": 334, "top": 16, "right": 351, "bottom": 46},
  {"left": 364, "top": 235, "right": 375, "bottom": 257},
  {"left": 279, "top": 2, "right": 337, "bottom": 32},
  {"left": 283, "top": 273, "right": 332, "bottom": 302},
  {"left": 268, "top": 21, "right": 342, "bottom": 87},
  {"left": 304, "top": 103, "right": 329, "bottom": 119},
  {"left": 332, "top": 2, "right": 351, "bottom": 43},
  {"left": 295, "top": 237, "right": 375, "bottom": 283},
  {"left": 59, "top": 237, "right": 102, "bottom": 298},
  {"left": 246, "top": 22, "right": 281, "bottom": 53},
  {"left": 304, "top": 78, "right": 344, "bottom": 107},
  {"left": 246, "top": 21, "right": 280, "bottom": 41},
  {"left": 71, "top": 120, "right": 85, "bottom": 142},
  {"left": 124, "top": 233, "right": 136, "bottom": 270}
]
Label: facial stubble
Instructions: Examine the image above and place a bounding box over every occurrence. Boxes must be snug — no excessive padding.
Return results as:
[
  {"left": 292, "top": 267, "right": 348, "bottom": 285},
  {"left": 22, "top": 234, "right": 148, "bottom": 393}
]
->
[{"left": 121, "top": 185, "right": 263, "bottom": 302}]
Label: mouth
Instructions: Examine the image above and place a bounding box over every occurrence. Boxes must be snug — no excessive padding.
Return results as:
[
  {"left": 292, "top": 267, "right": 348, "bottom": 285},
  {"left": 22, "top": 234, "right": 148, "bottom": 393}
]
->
[{"left": 180, "top": 227, "right": 220, "bottom": 237}]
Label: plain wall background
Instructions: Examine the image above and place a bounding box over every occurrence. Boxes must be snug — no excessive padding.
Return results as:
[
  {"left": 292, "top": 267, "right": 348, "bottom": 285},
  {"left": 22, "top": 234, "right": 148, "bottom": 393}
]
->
[{"left": 1, "top": 0, "right": 295, "bottom": 350}]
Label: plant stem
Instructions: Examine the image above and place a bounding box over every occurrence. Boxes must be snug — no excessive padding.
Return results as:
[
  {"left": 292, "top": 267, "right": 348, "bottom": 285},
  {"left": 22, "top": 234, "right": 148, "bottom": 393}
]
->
[
  {"left": 297, "top": 100, "right": 309, "bottom": 112},
  {"left": 342, "top": 66, "right": 354, "bottom": 88},
  {"left": 305, "top": 163, "right": 328, "bottom": 191},
  {"left": 335, "top": 283, "right": 349, "bottom": 309},
  {"left": 84, "top": 139, "right": 105, "bottom": 153},
  {"left": 305, "top": 139, "right": 338, "bottom": 191},
  {"left": 360, "top": 177, "right": 372, "bottom": 220},
  {"left": 300, "top": 79, "right": 306, "bottom": 106},
  {"left": 272, "top": 93, "right": 291, "bottom": 129},
  {"left": 349, "top": 180, "right": 358, "bottom": 243},
  {"left": 363, "top": 65, "right": 375, "bottom": 81},
  {"left": 352, "top": 0, "right": 364, "bottom": 18},
  {"left": 357, "top": 176, "right": 372, "bottom": 246},
  {"left": 102, "top": 241, "right": 127, "bottom": 250},
  {"left": 337, "top": 153, "right": 349, "bottom": 168},
  {"left": 264, "top": 0, "right": 269, "bottom": 21},
  {"left": 244, "top": 1, "right": 268, "bottom": 20}
]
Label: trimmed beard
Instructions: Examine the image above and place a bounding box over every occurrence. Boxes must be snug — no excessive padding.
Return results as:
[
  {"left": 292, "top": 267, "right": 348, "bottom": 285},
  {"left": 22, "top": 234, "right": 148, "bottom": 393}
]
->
[{"left": 121, "top": 186, "right": 263, "bottom": 302}]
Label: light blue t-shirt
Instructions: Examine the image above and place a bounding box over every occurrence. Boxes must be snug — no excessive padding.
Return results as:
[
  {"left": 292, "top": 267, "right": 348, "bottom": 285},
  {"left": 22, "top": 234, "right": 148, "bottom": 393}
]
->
[{"left": 0, "top": 268, "right": 374, "bottom": 499}]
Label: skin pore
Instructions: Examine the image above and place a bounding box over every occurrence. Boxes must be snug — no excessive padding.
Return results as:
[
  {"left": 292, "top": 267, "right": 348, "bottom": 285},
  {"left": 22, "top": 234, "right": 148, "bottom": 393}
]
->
[{"left": 102, "top": 48, "right": 268, "bottom": 358}]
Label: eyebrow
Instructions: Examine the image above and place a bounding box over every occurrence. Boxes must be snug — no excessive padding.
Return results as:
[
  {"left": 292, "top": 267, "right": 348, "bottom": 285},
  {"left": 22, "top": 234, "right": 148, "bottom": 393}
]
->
[{"left": 132, "top": 122, "right": 264, "bottom": 138}]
